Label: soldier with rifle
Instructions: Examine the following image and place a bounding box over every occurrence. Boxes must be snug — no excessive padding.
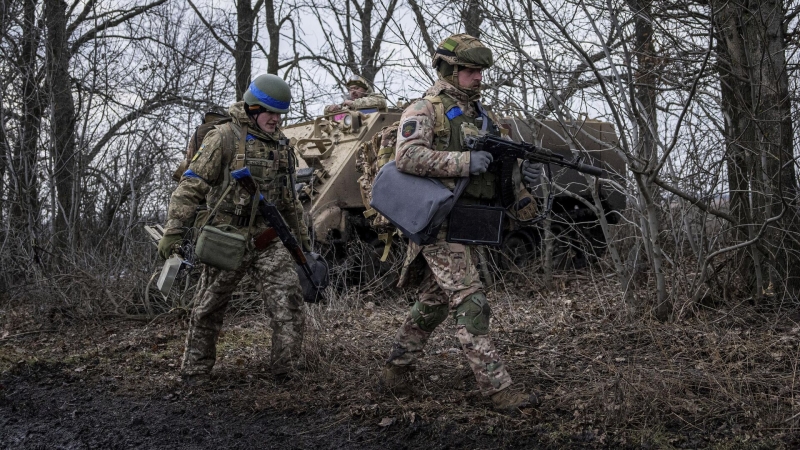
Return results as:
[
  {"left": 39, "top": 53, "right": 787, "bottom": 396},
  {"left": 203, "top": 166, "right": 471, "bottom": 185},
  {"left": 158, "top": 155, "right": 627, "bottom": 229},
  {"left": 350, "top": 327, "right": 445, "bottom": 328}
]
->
[
  {"left": 158, "top": 74, "right": 313, "bottom": 385},
  {"left": 378, "top": 34, "right": 545, "bottom": 410}
]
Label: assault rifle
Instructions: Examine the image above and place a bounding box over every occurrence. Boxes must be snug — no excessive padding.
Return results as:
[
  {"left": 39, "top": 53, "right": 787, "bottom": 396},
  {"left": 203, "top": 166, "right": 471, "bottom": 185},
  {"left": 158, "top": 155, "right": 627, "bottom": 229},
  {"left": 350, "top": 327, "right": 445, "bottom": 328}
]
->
[
  {"left": 231, "top": 167, "right": 328, "bottom": 302},
  {"left": 463, "top": 134, "right": 606, "bottom": 219}
]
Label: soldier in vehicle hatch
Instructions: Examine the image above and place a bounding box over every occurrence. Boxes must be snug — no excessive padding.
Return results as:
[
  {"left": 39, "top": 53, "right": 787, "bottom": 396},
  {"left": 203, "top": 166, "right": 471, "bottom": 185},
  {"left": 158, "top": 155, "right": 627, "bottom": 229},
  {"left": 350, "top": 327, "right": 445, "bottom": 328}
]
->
[
  {"left": 379, "top": 34, "right": 543, "bottom": 411},
  {"left": 324, "top": 74, "right": 388, "bottom": 115},
  {"left": 158, "top": 74, "right": 310, "bottom": 385}
]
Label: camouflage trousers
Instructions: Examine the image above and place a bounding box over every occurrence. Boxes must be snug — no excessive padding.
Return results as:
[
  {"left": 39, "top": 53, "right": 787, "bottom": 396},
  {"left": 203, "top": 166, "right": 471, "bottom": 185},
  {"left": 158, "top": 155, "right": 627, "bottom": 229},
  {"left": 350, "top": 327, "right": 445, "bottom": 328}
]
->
[
  {"left": 181, "top": 243, "right": 305, "bottom": 376},
  {"left": 387, "top": 233, "right": 513, "bottom": 396}
]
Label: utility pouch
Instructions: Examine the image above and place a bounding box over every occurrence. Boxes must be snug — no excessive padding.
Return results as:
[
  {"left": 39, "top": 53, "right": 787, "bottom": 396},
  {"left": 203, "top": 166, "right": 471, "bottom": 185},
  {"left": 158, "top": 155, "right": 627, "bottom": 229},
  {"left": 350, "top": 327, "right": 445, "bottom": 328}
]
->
[
  {"left": 195, "top": 224, "right": 246, "bottom": 271},
  {"left": 446, "top": 204, "right": 505, "bottom": 246}
]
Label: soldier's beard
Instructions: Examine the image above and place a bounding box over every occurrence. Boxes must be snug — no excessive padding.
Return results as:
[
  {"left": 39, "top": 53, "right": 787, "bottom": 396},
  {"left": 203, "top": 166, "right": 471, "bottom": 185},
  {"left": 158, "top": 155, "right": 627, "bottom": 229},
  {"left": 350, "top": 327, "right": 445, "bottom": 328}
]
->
[{"left": 456, "top": 79, "right": 482, "bottom": 100}]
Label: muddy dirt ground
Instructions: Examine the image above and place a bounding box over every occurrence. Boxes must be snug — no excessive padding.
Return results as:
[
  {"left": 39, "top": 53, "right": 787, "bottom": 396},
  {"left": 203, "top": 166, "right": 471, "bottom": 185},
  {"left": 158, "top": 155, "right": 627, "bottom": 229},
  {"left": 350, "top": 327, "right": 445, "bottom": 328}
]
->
[{"left": 3, "top": 278, "right": 800, "bottom": 449}]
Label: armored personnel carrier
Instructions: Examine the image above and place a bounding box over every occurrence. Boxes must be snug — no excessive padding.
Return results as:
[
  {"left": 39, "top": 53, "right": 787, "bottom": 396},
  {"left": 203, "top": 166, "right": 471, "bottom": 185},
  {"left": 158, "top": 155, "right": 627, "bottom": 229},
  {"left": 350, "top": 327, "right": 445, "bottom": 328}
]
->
[
  {"left": 498, "top": 117, "right": 626, "bottom": 269},
  {"left": 283, "top": 109, "right": 625, "bottom": 276},
  {"left": 283, "top": 109, "right": 402, "bottom": 247}
]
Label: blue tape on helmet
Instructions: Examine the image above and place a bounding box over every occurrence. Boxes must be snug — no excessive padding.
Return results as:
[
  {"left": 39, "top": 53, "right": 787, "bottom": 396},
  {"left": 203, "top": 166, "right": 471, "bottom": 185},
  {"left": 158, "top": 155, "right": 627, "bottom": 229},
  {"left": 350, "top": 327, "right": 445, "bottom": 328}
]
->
[
  {"left": 247, "top": 82, "right": 291, "bottom": 111},
  {"left": 446, "top": 107, "right": 463, "bottom": 120}
]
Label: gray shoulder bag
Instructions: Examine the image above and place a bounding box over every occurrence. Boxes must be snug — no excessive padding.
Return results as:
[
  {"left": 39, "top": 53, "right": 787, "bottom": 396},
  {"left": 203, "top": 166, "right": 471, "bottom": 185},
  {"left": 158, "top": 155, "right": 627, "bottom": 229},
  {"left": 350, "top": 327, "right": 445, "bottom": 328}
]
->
[{"left": 370, "top": 160, "right": 468, "bottom": 246}]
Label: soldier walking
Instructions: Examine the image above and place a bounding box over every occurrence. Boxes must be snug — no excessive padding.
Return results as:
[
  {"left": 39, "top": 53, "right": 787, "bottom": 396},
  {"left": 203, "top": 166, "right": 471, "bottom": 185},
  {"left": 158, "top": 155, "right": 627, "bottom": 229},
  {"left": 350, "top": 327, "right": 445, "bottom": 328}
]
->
[
  {"left": 159, "top": 74, "right": 310, "bottom": 384},
  {"left": 380, "top": 34, "right": 542, "bottom": 410}
]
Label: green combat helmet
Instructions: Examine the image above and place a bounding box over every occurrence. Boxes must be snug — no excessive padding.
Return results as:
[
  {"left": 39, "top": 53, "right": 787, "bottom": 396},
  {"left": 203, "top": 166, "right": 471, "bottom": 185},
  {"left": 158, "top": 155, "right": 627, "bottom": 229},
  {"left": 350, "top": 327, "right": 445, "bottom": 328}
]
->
[
  {"left": 432, "top": 34, "right": 494, "bottom": 91},
  {"left": 243, "top": 74, "right": 292, "bottom": 114}
]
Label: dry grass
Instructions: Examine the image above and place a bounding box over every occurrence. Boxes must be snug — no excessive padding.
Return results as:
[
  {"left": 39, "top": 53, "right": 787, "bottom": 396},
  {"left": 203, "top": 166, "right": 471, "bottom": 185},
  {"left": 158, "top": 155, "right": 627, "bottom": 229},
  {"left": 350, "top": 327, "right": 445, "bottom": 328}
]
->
[
  {"left": 3, "top": 239, "right": 800, "bottom": 448},
  {"left": 198, "top": 264, "right": 800, "bottom": 448}
]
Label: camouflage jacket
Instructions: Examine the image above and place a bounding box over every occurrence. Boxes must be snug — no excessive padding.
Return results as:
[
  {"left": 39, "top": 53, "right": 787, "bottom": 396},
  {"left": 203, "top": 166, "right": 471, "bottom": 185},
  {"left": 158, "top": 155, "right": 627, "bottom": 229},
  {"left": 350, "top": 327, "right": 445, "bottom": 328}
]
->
[
  {"left": 324, "top": 92, "right": 388, "bottom": 115},
  {"left": 164, "top": 102, "right": 308, "bottom": 246},
  {"left": 394, "top": 79, "right": 478, "bottom": 180}
]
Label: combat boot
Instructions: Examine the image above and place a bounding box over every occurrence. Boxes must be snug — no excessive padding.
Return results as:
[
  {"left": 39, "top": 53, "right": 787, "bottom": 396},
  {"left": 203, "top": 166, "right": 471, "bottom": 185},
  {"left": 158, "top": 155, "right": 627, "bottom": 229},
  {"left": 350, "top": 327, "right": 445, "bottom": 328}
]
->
[
  {"left": 491, "top": 386, "right": 539, "bottom": 410},
  {"left": 180, "top": 373, "right": 210, "bottom": 387},
  {"left": 380, "top": 364, "right": 414, "bottom": 396}
]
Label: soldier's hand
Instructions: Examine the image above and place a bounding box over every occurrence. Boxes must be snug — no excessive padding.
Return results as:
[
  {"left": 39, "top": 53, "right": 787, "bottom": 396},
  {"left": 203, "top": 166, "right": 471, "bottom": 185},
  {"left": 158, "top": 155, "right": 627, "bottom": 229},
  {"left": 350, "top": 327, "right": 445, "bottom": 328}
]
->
[
  {"left": 468, "top": 151, "right": 493, "bottom": 175},
  {"left": 158, "top": 234, "right": 182, "bottom": 260},
  {"left": 522, "top": 161, "right": 543, "bottom": 186}
]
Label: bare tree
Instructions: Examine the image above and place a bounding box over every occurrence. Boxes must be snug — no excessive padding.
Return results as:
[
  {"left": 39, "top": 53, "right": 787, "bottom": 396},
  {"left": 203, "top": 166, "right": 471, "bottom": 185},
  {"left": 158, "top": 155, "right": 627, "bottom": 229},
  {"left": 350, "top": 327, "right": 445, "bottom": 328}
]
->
[
  {"left": 713, "top": 0, "right": 800, "bottom": 300},
  {"left": 5, "top": 0, "right": 43, "bottom": 249},
  {"left": 303, "top": 0, "right": 400, "bottom": 88}
]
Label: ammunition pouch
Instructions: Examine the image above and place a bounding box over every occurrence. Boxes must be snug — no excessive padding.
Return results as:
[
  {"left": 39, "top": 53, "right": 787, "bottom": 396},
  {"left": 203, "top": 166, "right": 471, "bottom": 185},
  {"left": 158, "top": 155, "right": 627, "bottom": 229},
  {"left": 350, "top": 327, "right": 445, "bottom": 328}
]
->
[
  {"left": 215, "top": 211, "right": 256, "bottom": 227},
  {"left": 464, "top": 171, "right": 497, "bottom": 199},
  {"left": 195, "top": 224, "right": 246, "bottom": 271}
]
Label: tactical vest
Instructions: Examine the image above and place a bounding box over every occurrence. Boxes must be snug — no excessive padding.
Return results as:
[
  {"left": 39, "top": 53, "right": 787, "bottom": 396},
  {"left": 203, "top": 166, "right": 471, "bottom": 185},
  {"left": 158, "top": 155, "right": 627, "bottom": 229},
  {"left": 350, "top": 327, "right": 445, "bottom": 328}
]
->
[
  {"left": 427, "top": 94, "right": 499, "bottom": 200},
  {"left": 208, "top": 122, "right": 294, "bottom": 227}
]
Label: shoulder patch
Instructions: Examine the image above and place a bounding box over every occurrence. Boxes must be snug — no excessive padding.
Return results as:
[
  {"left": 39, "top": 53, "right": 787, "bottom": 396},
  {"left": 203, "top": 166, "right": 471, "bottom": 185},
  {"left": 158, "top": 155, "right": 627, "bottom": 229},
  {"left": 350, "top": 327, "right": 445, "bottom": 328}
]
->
[
  {"left": 192, "top": 145, "right": 204, "bottom": 161},
  {"left": 401, "top": 120, "right": 417, "bottom": 138},
  {"left": 445, "top": 107, "right": 463, "bottom": 120}
]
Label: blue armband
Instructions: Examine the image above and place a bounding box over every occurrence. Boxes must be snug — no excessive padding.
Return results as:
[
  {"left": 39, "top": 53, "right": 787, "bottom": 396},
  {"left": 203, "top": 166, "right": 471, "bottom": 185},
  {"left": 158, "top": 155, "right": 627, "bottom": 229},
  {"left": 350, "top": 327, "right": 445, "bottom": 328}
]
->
[{"left": 182, "top": 169, "right": 208, "bottom": 183}]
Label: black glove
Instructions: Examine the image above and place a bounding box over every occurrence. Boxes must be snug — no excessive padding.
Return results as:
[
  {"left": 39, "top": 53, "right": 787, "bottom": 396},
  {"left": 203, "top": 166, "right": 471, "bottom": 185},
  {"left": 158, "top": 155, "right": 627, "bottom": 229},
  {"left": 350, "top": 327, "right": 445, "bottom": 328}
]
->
[
  {"left": 521, "top": 161, "right": 543, "bottom": 186},
  {"left": 469, "top": 151, "right": 493, "bottom": 175}
]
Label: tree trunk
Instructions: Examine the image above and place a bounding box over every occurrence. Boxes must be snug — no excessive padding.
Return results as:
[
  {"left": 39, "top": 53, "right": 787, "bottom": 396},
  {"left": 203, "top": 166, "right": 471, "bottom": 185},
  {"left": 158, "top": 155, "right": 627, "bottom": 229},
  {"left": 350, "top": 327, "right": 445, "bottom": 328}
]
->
[
  {"left": 11, "top": 0, "right": 42, "bottom": 238},
  {"left": 45, "top": 0, "right": 78, "bottom": 244},
  {"left": 627, "top": 0, "right": 670, "bottom": 319},
  {"left": 350, "top": 0, "right": 398, "bottom": 85},
  {"left": 751, "top": 0, "right": 800, "bottom": 297},
  {"left": 235, "top": 0, "right": 255, "bottom": 99},
  {"left": 264, "top": 0, "right": 280, "bottom": 74},
  {"left": 462, "top": 0, "right": 483, "bottom": 38},
  {"left": 714, "top": 0, "right": 799, "bottom": 300}
]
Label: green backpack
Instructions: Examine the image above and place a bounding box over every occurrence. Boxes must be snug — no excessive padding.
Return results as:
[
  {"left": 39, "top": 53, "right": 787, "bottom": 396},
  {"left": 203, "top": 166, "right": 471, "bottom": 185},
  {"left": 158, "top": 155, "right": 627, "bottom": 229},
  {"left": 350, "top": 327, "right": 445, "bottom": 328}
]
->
[
  {"left": 355, "top": 121, "right": 400, "bottom": 260},
  {"left": 172, "top": 111, "right": 232, "bottom": 182}
]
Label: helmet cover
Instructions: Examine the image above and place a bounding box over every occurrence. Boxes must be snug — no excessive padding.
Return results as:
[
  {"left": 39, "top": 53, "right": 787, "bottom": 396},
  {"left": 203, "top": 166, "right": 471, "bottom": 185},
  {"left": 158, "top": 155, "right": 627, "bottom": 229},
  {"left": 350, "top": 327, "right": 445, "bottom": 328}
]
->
[
  {"left": 243, "top": 74, "right": 292, "bottom": 114},
  {"left": 432, "top": 34, "right": 493, "bottom": 70}
]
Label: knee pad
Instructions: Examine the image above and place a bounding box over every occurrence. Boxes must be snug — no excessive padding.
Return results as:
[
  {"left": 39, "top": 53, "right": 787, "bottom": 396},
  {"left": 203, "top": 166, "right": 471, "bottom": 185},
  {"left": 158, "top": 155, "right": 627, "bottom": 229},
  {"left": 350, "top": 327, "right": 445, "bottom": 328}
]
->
[
  {"left": 454, "top": 292, "right": 491, "bottom": 335},
  {"left": 410, "top": 301, "right": 449, "bottom": 332}
]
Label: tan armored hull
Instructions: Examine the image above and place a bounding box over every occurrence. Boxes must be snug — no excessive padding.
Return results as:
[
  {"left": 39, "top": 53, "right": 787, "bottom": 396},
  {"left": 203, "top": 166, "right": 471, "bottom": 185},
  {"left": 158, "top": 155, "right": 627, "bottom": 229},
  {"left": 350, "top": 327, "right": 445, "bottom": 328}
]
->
[{"left": 283, "top": 110, "right": 402, "bottom": 244}]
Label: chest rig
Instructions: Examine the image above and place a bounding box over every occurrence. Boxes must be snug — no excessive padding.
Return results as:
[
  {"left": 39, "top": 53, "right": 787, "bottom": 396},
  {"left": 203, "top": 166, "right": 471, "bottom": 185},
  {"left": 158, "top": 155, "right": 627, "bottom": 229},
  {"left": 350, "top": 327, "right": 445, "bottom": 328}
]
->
[
  {"left": 427, "top": 94, "right": 500, "bottom": 200},
  {"left": 213, "top": 122, "right": 293, "bottom": 226}
]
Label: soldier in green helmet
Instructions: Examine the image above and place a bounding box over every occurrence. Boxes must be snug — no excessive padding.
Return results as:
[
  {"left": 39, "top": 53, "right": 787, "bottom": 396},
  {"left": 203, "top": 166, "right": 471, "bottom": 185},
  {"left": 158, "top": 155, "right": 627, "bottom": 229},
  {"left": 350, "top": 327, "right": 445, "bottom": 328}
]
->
[
  {"left": 379, "top": 34, "right": 542, "bottom": 410},
  {"left": 324, "top": 74, "right": 388, "bottom": 115},
  {"left": 158, "top": 74, "right": 310, "bottom": 385}
]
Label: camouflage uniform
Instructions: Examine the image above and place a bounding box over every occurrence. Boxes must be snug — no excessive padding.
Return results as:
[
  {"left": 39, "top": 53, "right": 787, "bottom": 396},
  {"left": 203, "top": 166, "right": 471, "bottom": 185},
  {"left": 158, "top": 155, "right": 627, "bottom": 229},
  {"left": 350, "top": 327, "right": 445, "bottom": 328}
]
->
[
  {"left": 385, "top": 79, "right": 515, "bottom": 397},
  {"left": 165, "top": 101, "right": 307, "bottom": 377},
  {"left": 324, "top": 76, "right": 388, "bottom": 114},
  {"left": 324, "top": 92, "right": 388, "bottom": 114}
]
